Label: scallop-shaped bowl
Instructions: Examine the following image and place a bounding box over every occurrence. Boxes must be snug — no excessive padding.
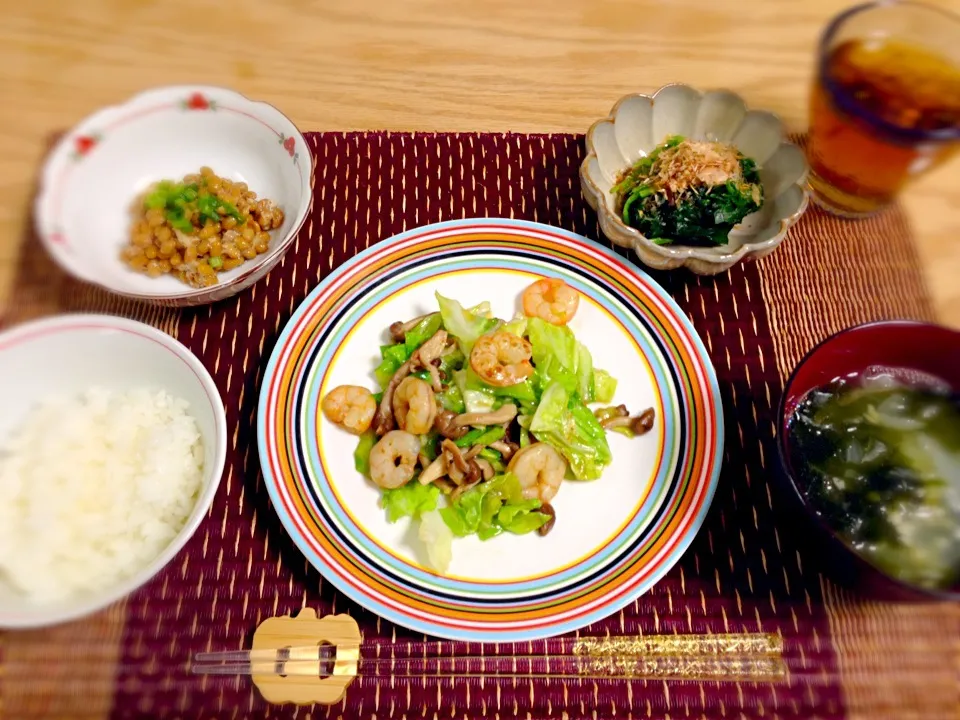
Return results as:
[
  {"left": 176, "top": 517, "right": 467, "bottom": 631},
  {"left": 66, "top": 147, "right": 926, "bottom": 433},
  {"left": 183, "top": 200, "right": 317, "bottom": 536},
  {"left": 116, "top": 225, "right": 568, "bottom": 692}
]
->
[
  {"left": 580, "top": 84, "right": 810, "bottom": 275},
  {"left": 33, "top": 85, "right": 313, "bottom": 306}
]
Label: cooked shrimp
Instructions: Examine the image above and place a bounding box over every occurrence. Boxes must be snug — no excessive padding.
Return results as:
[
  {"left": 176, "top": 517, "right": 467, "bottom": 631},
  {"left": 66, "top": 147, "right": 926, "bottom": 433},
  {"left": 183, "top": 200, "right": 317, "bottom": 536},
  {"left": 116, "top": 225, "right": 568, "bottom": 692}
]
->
[
  {"left": 369, "top": 430, "right": 420, "bottom": 489},
  {"left": 470, "top": 331, "right": 534, "bottom": 387},
  {"left": 321, "top": 385, "right": 377, "bottom": 434},
  {"left": 392, "top": 376, "right": 437, "bottom": 435},
  {"left": 371, "top": 329, "right": 448, "bottom": 435},
  {"left": 522, "top": 278, "right": 579, "bottom": 326},
  {"left": 507, "top": 442, "right": 567, "bottom": 503}
]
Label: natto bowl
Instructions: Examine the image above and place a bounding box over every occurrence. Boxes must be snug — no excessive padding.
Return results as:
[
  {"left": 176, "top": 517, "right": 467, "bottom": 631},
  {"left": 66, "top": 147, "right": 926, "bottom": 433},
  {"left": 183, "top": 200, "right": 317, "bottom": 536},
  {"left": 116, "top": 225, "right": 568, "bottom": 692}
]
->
[
  {"left": 775, "top": 320, "right": 960, "bottom": 602},
  {"left": 33, "top": 85, "right": 313, "bottom": 307}
]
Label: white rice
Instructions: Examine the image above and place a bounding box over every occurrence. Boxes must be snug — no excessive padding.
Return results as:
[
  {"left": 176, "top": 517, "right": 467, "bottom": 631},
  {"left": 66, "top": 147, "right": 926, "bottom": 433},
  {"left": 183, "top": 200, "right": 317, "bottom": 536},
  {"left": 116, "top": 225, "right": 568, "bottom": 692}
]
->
[{"left": 0, "top": 387, "right": 204, "bottom": 604}]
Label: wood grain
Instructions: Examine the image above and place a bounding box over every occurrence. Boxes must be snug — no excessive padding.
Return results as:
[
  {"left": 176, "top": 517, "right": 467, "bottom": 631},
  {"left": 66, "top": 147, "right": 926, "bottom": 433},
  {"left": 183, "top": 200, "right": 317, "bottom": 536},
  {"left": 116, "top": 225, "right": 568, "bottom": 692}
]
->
[{"left": 0, "top": 0, "right": 958, "bottom": 325}]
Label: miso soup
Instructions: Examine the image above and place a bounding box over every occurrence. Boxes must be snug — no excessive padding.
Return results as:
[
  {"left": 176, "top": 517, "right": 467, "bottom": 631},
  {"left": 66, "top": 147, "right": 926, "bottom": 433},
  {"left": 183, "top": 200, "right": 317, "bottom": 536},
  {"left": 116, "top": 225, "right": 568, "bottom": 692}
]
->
[{"left": 788, "top": 369, "right": 960, "bottom": 590}]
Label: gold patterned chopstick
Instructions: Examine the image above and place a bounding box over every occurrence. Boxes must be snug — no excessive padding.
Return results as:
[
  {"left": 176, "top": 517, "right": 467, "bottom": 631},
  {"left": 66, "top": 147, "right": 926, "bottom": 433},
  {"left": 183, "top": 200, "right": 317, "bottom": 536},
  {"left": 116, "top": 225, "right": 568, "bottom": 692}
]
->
[
  {"left": 191, "top": 632, "right": 786, "bottom": 682},
  {"left": 195, "top": 631, "right": 783, "bottom": 664},
  {"left": 192, "top": 613, "right": 790, "bottom": 704},
  {"left": 192, "top": 654, "right": 786, "bottom": 681}
]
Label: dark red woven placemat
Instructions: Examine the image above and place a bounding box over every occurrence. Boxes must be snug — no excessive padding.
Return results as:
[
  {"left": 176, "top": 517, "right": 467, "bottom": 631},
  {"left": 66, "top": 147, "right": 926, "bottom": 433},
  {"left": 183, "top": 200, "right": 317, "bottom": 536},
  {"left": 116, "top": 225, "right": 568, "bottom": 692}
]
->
[{"left": 1, "top": 131, "right": 947, "bottom": 720}]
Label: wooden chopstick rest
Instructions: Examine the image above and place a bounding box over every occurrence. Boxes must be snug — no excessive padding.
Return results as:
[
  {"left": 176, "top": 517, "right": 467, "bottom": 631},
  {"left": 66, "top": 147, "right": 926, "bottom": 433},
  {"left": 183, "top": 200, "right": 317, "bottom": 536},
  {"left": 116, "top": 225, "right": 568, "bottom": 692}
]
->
[{"left": 250, "top": 608, "right": 361, "bottom": 705}]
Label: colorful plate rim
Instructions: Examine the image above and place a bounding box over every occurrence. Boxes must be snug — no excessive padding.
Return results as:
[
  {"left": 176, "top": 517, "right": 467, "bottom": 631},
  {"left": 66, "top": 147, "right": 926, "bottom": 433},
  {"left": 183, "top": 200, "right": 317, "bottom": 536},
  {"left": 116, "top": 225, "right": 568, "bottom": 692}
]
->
[{"left": 257, "top": 218, "right": 723, "bottom": 641}]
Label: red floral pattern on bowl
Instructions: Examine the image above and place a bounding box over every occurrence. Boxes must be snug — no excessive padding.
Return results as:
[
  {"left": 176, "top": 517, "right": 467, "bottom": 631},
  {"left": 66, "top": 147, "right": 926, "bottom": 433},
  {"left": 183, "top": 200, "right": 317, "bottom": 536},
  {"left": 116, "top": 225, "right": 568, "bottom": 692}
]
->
[{"left": 183, "top": 92, "right": 214, "bottom": 111}]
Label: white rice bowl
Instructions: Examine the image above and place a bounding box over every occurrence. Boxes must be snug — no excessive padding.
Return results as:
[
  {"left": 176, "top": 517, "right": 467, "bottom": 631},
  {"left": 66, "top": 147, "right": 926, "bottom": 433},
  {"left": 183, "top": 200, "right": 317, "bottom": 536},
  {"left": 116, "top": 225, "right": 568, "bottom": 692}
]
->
[
  {"left": 0, "top": 314, "right": 226, "bottom": 628},
  {"left": 0, "top": 387, "right": 204, "bottom": 603}
]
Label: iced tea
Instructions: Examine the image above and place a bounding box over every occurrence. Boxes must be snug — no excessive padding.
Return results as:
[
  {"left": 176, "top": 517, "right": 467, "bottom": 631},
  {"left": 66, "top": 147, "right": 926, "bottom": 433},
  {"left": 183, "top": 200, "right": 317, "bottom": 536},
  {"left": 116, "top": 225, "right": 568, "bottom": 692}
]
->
[{"left": 807, "top": 3, "right": 960, "bottom": 216}]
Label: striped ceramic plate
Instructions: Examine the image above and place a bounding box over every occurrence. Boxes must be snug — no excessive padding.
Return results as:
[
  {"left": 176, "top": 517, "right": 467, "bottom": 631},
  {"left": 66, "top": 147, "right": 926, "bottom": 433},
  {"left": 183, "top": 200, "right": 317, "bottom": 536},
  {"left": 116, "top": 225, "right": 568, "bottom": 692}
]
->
[{"left": 257, "top": 219, "right": 723, "bottom": 641}]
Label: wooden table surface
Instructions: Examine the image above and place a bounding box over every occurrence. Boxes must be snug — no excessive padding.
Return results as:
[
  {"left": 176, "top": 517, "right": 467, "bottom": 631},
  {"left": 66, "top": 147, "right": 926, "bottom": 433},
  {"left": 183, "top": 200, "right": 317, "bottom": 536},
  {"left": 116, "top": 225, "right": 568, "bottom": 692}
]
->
[{"left": 1, "top": 0, "right": 958, "bottom": 325}]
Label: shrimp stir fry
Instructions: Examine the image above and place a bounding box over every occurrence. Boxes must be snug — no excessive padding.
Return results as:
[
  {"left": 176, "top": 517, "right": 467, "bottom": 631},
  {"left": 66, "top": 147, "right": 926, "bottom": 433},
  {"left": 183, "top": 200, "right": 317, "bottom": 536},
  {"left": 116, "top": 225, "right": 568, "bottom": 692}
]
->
[
  {"left": 507, "top": 442, "right": 567, "bottom": 503},
  {"left": 319, "top": 278, "right": 651, "bottom": 562},
  {"left": 321, "top": 385, "right": 377, "bottom": 435},
  {"left": 522, "top": 278, "right": 579, "bottom": 326},
  {"left": 392, "top": 377, "right": 437, "bottom": 434},
  {"left": 369, "top": 430, "right": 420, "bottom": 489},
  {"left": 470, "top": 332, "right": 535, "bottom": 388}
]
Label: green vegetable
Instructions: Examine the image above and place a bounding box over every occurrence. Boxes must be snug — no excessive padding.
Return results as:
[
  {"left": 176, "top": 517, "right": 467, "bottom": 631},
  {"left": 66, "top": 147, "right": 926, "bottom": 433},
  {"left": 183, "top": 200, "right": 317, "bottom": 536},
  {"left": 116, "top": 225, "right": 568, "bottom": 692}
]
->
[
  {"left": 610, "top": 135, "right": 684, "bottom": 196},
  {"left": 404, "top": 313, "right": 443, "bottom": 353},
  {"left": 576, "top": 343, "right": 595, "bottom": 402},
  {"left": 437, "top": 383, "right": 466, "bottom": 413},
  {"left": 613, "top": 136, "right": 763, "bottom": 247},
  {"left": 164, "top": 208, "right": 194, "bottom": 233},
  {"left": 143, "top": 180, "right": 245, "bottom": 233},
  {"left": 437, "top": 346, "right": 465, "bottom": 379},
  {"left": 477, "top": 447, "right": 505, "bottom": 472},
  {"left": 419, "top": 432, "right": 439, "bottom": 461},
  {"left": 353, "top": 431, "right": 377, "bottom": 476},
  {"left": 418, "top": 509, "right": 453, "bottom": 573},
  {"left": 208, "top": 256, "right": 223, "bottom": 269},
  {"left": 144, "top": 180, "right": 192, "bottom": 210},
  {"left": 436, "top": 293, "right": 498, "bottom": 355},
  {"left": 526, "top": 318, "right": 613, "bottom": 404},
  {"left": 454, "top": 425, "right": 505, "bottom": 448},
  {"left": 454, "top": 369, "right": 496, "bottom": 414},
  {"left": 593, "top": 370, "right": 618, "bottom": 404},
  {"left": 197, "top": 194, "right": 244, "bottom": 226},
  {"left": 380, "top": 482, "right": 441, "bottom": 523},
  {"left": 439, "top": 473, "right": 549, "bottom": 539},
  {"left": 375, "top": 343, "right": 412, "bottom": 389},
  {"left": 530, "top": 383, "right": 611, "bottom": 480},
  {"left": 502, "top": 313, "right": 528, "bottom": 337},
  {"left": 526, "top": 318, "right": 579, "bottom": 393},
  {"left": 463, "top": 366, "right": 536, "bottom": 404},
  {"left": 518, "top": 423, "right": 531, "bottom": 449}
]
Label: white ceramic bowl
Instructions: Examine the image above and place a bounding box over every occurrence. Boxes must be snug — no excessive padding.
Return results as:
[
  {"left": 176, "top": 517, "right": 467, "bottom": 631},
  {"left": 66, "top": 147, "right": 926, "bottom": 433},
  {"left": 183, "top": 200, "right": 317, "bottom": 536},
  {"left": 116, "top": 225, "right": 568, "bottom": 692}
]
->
[
  {"left": 34, "top": 85, "right": 313, "bottom": 306},
  {"left": 580, "top": 84, "right": 810, "bottom": 275},
  {"left": 0, "top": 314, "right": 227, "bottom": 628}
]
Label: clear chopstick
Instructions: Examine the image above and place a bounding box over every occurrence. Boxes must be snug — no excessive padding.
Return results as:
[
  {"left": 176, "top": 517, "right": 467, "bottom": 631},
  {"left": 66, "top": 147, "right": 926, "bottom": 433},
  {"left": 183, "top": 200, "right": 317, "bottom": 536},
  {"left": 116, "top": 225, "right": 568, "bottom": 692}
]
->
[{"left": 191, "top": 633, "right": 786, "bottom": 682}]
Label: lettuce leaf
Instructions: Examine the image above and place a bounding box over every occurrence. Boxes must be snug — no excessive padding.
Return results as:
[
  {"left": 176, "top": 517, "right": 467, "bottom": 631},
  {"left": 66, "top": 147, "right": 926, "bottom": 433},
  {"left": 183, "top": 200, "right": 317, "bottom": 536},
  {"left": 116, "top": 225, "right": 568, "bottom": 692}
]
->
[
  {"left": 418, "top": 509, "right": 453, "bottom": 573},
  {"left": 454, "top": 369, "right": 496, "bottom": 414},
  {"left": 525, "top": 317, "right": 616, "bottom": 405},
  {"left": 439, "top": 473, "right": 548, "bottom": 539},
  {"left": 380, "top": 482, "right": 440, "bottom": 523},
  {"left": 502, "top": 313, "right": 528, "bottom": 337},
  {"left": 530, "top": 383, "right": 611, "bottom": 480},
  {"left": 593, "top": 369, "right": 618, "bottom": 404},
  {"left": 527, "top": 318, "right": 578, "bottom": 393},
  {"left": 576, "top": 343, "right": 595, "bottom": 401},
  {"left": 436, "top": 293, "right": 498, "bottom": 355}
]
